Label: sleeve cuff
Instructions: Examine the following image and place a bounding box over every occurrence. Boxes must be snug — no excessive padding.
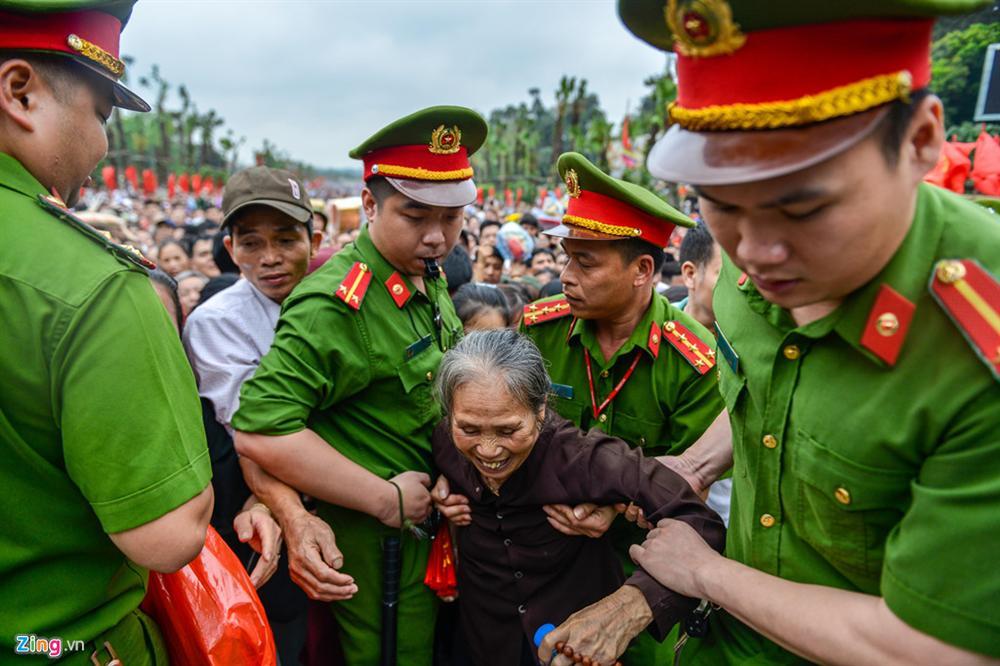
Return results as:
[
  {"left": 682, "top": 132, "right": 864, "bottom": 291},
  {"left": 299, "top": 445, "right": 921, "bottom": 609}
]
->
[
  {"left": 624, "top": 574, "right": 698, "bottom": 641},
  {"left": 92, "top": 449, "right": 212, "bottom": 533}
]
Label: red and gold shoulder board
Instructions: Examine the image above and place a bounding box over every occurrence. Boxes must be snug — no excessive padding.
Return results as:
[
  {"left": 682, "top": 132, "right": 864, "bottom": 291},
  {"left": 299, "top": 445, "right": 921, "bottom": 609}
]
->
[
  {"left": 37, "top": 194, "right": 156, "bottom": 271},
  {"left": 663, "top": 320, "right": 715, "bottom": 375},
  {"left": 929, "top": 259, "right": 1000, "bottom": 381},
  {"left": 523, "top": 297, "right": 572, "bottom": 327},
  {"left": 335, "top": 261, "right": 373, "bottom": 311}
]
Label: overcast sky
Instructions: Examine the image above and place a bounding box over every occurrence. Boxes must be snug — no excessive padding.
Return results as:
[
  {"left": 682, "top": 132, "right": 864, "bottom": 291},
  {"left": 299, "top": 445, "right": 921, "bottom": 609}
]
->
[{"left": 121, "top": 1, "right": 667, "bottom": 169}]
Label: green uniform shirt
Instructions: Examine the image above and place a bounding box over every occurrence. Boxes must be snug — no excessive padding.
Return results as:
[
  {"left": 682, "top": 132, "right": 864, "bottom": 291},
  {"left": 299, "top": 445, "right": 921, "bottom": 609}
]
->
[
  {"left": 0, "top": 153, "right": 212, "bottom": 657},
  {"left": 233, "top": 225, "right": 462, "bottom": 477},
  {"left": 232, "top": 226, "right": 462, "bottom": 665},
  {"left": 685, "top": 184, "right": 1000, "bottom": 663},
  {"left": 524, "top": 291, "right": 724, "bottom": 457}
]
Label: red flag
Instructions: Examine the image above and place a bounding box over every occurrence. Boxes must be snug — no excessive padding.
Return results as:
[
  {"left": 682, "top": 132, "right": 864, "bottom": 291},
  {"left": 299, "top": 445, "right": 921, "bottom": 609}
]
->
[
  {"left": 101, "top": 165, "right": 116, "bottom": 191},
  {"left": 476, "top": 187, "right": 484, "bottom": 206},
  {"left": 504, "top": 188, "right": 513, "bottom": 208},
  {"left": 622, "top": 116, "right": 632, "bottom": 151},
  {"left": 554, "top": 186, "right": 563, "bottom": 199},
  {"left": 124, "top": 165, "right": 138, "bottom": 190},
  {"left": 515, "top": 187, "right": 523, "bottom": 206},
  {"left": 621, "top": 116, "right": 639, "bottom": 168},
  {"left": 202, "top": 176, "right": 215, "bottom": 195},
  {"left": 179, "top": 173, "right": 191, "bottom": 193},
  {"left": 167, "top": 173, "right": 177, "bottom": 199},
  {"left": 537, "top": 187, "right": 547, "bottom": 205},
  {"left": 142, "top": 168, "right": 156, "bottom": 195},
  {"left": 191, "top": 174, "right": 203, "bottom": 194},
  {"left": 487, "top": 186, "right": 496, "bottom": 200},
  {"left": 971, "top": 130, "right": 1000, "bottom": 196},
  {"left": 925, "top": 140, "right": 971, "bottom": 193}
]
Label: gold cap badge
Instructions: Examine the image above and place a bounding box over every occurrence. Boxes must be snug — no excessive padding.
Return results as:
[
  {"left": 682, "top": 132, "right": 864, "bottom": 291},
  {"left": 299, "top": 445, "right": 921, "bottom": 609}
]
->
[
  {"left": 564, "top": 168, "right": 581, "bottom": 198},
  {"left": 665, "top": 0, "right": 746, "bottom": 58},
  {"left": 429, "top": 125, "right": 462, "bottom": 154}
]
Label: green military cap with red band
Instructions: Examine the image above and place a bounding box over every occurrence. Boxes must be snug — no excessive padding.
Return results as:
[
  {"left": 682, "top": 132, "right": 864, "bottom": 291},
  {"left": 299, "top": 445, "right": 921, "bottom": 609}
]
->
[
  {"left": 349, "top": 105, "right": 488, "bottom": 208},
  {"left": 615, "top": 0, "right": 992, "bottom": 185},
  {"left": 545, "top": 151, "right": 694, "bottom": 249},
  {"left": 0, "top": 0, "right": 149, "bottom": 112}
]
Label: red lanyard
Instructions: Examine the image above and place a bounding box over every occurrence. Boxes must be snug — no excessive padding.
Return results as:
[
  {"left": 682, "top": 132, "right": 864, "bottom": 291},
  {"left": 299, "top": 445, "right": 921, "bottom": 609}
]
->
[{"left": 584, "top": 349, "right": 642, "bottom": 419}]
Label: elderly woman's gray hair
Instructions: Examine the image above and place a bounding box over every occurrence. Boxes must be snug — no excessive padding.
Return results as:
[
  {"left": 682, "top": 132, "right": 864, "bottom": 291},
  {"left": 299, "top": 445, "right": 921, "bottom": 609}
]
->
[{"left": 435, "top": 329, "right": 550, "bottom": 417}]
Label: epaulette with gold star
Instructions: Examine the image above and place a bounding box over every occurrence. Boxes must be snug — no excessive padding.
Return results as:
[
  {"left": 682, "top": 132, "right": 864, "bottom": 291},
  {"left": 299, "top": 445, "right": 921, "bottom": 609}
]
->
[
  {"left": 523, "top": 296, "right": 572, "bottom": 327},
  {"left": 663, "top": 320, "right": 715, "bottom": 375},
  {"left": 37, "top": 194, "right": 155, "bottom": 272},
  {"left": 929, "top": 259, "right": 1000, "bottom": 382},
  {"left": 335, "top": 261, "right": 373, "bottom": 311}
]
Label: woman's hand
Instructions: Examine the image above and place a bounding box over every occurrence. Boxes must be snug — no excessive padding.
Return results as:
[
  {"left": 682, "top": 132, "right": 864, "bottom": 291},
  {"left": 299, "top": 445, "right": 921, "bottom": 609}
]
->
[
  {"left": 379, "top": 471, "right": 433, "bottom": 528},
  {"left": 432, "top": 475, "right": 472, "bottom": 526},
  {"left": 543, "top": 503, "right": 618, "bottom": 538},
  {"left": 233, "top": 501, "right": 283, "bottom": 588},
  {"left": 538, "top": 585, "right": 652, "bottom": 666},
  {"left": 615, "top": 502, "right": 653, "bottom": 529}
]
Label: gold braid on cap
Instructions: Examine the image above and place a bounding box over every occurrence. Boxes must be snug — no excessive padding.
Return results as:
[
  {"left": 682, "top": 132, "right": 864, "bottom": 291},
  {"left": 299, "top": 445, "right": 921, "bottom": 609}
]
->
[
  {"left": 67, "top": 34, "right": 125, "bottom": 79},
  {"left": 669, "top": 71, "right": 912, "bottom": 131},
  {"left": 562, "top": 214, "right": 642, "bottom": 238},
  {"left": 369, "top": 164, "right": 473, "bottom": 180}
]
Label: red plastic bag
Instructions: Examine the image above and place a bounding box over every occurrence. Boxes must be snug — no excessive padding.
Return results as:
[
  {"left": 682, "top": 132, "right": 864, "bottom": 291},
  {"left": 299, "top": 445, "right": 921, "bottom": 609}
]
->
[
  {"left": 424, "top": 521, "right": 458, "bottom": 599},
  {"left": 140, "top": 526, "right": 277, "bottom": 666}
]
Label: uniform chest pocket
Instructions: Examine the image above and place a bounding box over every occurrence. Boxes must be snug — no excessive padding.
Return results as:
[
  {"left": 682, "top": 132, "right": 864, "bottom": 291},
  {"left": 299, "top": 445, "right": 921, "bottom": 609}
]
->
[
  {"left": 550, "top": 393, "right": 587, "bottom": 426},
  {"left": 396, "top": 346, "right": 441, "bottom": 414},
  {"left": 790, "top": 429, "right": 912, "bottom": 585},
  {"left": 613, "top": 411, "right": 667, "bottom": 455}
]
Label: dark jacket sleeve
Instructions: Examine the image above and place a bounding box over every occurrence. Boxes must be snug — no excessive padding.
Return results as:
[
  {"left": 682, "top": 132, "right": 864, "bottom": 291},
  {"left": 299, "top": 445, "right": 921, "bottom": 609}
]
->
[{"left": 554, "top": 416, "right": 727, "bottom": 640}]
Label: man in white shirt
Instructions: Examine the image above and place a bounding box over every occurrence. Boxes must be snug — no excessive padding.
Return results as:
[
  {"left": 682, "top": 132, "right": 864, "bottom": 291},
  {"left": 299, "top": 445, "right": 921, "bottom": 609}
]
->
[{"left": 183, "top": 166, "right": 341, "bottom": 664}]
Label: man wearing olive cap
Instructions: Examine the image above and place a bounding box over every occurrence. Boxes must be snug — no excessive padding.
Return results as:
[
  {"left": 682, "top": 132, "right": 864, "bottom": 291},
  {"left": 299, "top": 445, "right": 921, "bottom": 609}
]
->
[
  {"left": 0, "top": 2, "right": 212, "bottom": 663},
  {"left": 542, "top": 1, "right": 1000, "bottom": 664},
  {"left": 234, "top": 106, "right": 486, "bottom": 664}
]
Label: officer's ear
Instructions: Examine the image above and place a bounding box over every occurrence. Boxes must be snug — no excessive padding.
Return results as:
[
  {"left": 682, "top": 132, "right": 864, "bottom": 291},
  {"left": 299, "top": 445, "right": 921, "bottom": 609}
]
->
[
  {"left": 902, "top": 94, "right": 945, "bottom": 186},
  {"left": 632, "top": 253, "right": 657, "bottom": 289},
  {"left": 0, "top": 58, "right": 41, "bottom": 132},
  {"left": 361, "top": 187, "right": 378, "bottom": 224}
]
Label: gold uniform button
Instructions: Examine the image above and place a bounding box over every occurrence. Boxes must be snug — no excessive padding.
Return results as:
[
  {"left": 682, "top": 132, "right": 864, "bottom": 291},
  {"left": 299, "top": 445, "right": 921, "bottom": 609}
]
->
[
  {"left": 783, "top": 345, "right": 801, "bottom": 360},
  {"left": 426, "top": 371, "right": 434, "bottom": 381},
  {"left": 762, "top": 434, "right": 778, "bottom": 449},
  {"left": 600, "top": 370, "right": 609, "bottom": 378},
  {"left": 598, "top": 413, "right": 608, "bottom": 423},
  {"left": 760, "top": 513, "right": 776, "bottom": 528},
  {"left": 834, "top": 487, "right": 852, "bottom": 505},
  {"left": 638, "top": 437, "right": 646, "bottom": 446}
]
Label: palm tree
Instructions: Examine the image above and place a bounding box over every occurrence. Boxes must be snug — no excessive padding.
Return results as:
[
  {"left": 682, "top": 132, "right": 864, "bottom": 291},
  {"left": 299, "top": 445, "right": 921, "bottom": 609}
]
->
[{"left": 552, "top": 76, "right": 576, "bottom": 162}]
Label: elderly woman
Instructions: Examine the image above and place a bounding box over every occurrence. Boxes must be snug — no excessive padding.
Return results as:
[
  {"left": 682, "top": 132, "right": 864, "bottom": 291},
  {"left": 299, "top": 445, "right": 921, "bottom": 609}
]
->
[{"left": 432, "top": 330, "right": 725, "bottom": 666}]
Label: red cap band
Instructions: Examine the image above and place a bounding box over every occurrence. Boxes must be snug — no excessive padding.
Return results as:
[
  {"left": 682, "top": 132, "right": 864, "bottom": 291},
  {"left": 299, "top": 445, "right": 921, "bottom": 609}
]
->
[
  {"left": 0, "top": 9, "right": 122, "bottom": 64},
  {"left": 363, "top": 144, "right": 472, "bottom": 182},
  {"left": 564, "top": 189, "right": 674, "bottom": 248}
]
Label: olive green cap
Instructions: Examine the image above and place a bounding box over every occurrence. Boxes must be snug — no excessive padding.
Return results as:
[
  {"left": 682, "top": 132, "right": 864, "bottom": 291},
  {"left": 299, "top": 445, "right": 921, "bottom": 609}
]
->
[
  {"left": 0, "top": 0, "right": 137, "bottom": 26},
  {"left": 221, "top": 166, "right": 312, "bottom": 228},
  {"left": 617, "top": 0, "right": 992, "bottom": 53},
  {"left": 348, "top": 105, "right": 487, "bottom": 160},
  {"left": 545, "top": 152, "right": 693, "bottom": 248}
]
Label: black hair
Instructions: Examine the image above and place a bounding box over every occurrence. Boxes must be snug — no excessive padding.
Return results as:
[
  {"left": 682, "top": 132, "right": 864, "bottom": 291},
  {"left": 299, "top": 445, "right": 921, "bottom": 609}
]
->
[
  {"left": 148, "top": 268, "right": 183, "bottom": 334},
  {"left": 197, "top": 273, "right": 240, "bottom": 307},
  {"left": 615, "top": 237, "right": 666, "bottom": 274},
  {"left": 157, "top": 238, "right": 189, "bottom": 258},
  {"left": 212, "top": 229, "right": 239, "bottom": 274},
  {"left": 480, "top": 219, "right": 502, "bottom": 233},
  {"left": 879, "top": 88, "right": 932, "bottom": 168},
  {"left": 661, "top": 259, "right": 682, "bottom": 279},
  {"left": 0, "top": 51, "right": 82, "bottom": 104},
  {"left": 497, "top": 282, "right": 528, "bottom": 314},
  {"left": 679, "top": 222, "right": 716, "bottom": 267},
  {"left": 443, "top": 244, "right": 473, "bottom": 294},
  {"left": 520, "top": 213, "right": 539, "bottom": 228},
  {"left": 539, "top": 278, "right": 564, "bottom": 299},
  {"left": 529, "top": 248, "right": 555, "bottom": 265},
  {"left": 452, "top": 282, "right": 511, "bottom": 328},
  {"left": 367, "top": 176, "right": 399, "bottom": 208}
]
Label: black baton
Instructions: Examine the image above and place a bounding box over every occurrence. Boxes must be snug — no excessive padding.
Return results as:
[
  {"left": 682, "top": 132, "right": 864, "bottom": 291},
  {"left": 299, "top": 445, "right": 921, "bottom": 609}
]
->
[{"left": 381, "top": 534, "right": 402, "bottom": 666}]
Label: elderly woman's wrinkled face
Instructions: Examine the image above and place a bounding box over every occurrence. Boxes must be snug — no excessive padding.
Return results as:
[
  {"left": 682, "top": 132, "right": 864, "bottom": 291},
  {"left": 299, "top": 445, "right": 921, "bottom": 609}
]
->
[{"left": 451, "top": 379, "right": 544, "bottom": 488}]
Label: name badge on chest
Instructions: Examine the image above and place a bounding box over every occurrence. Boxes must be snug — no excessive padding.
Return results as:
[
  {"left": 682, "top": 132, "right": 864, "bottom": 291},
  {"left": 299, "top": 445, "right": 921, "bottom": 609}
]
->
[{"left": 550, "top": 383, "right": 575, "bottom": 400}]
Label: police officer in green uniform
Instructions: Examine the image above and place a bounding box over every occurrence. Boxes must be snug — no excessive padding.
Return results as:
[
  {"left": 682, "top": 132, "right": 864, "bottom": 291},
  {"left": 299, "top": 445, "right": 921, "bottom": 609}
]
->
[
  {"left": 540, "top": 2, "right": 1000, "bottom": 664},
  {"left": 519, "top": 152, "right": 724, "bottom": 664},
  {"left": 233, "top": 106, "right": 486, "bottom": 665},
  {"left": 0, "top": 2, "right": 213, "bottom": 664}
]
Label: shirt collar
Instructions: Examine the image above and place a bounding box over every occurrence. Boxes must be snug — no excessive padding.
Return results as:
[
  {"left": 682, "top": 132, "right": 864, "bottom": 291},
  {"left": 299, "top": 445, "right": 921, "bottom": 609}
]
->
[
  {"left": 353, "top": 226, "right": 422, "bottom": 307},
  {"left": 0, "top": 152, "right": 49, "bottom": 200},
  {"left": 244, "top": 277, "right": 282, "bottom": 326},
  {"left": 569, "top": 290, "right": 665, "bottom": 365}
]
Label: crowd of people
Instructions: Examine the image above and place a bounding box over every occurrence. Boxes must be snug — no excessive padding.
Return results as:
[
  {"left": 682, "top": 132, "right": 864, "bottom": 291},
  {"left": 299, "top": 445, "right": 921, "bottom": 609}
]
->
[{"left": 3, "top": 1, "right": 1000, "bottom": 666}]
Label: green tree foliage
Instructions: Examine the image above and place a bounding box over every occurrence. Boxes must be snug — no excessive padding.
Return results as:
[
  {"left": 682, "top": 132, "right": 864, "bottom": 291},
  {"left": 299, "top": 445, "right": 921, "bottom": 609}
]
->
[{"left": 931, "top": 22, "right": 1000, "bottom": 126}]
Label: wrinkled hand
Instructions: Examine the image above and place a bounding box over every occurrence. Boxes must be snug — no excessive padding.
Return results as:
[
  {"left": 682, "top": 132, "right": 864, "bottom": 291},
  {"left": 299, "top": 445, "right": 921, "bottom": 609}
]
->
[
  {"left": 380, "top": 471, "right": 433, "bottom": 528},
  {"left": 284, "top": 512, "right": 356, "bottom": 601},
  {"left": 538, "top": 585, "right": 652, "bottom": 666},
  {"left": 432, "top": 476, "right": 471, "bottom": 527},
  {"left": 234, "top": 503, "right": 283, "bottom": 588},
  {"left": 613, "top": 502, "right": 653, "bottom": 530},
  {"left": 543, "top": 503, "right": 617, "bottom": 538},
  {"left": 629, "top": 519, "right": 720, "bottom": 599}
]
